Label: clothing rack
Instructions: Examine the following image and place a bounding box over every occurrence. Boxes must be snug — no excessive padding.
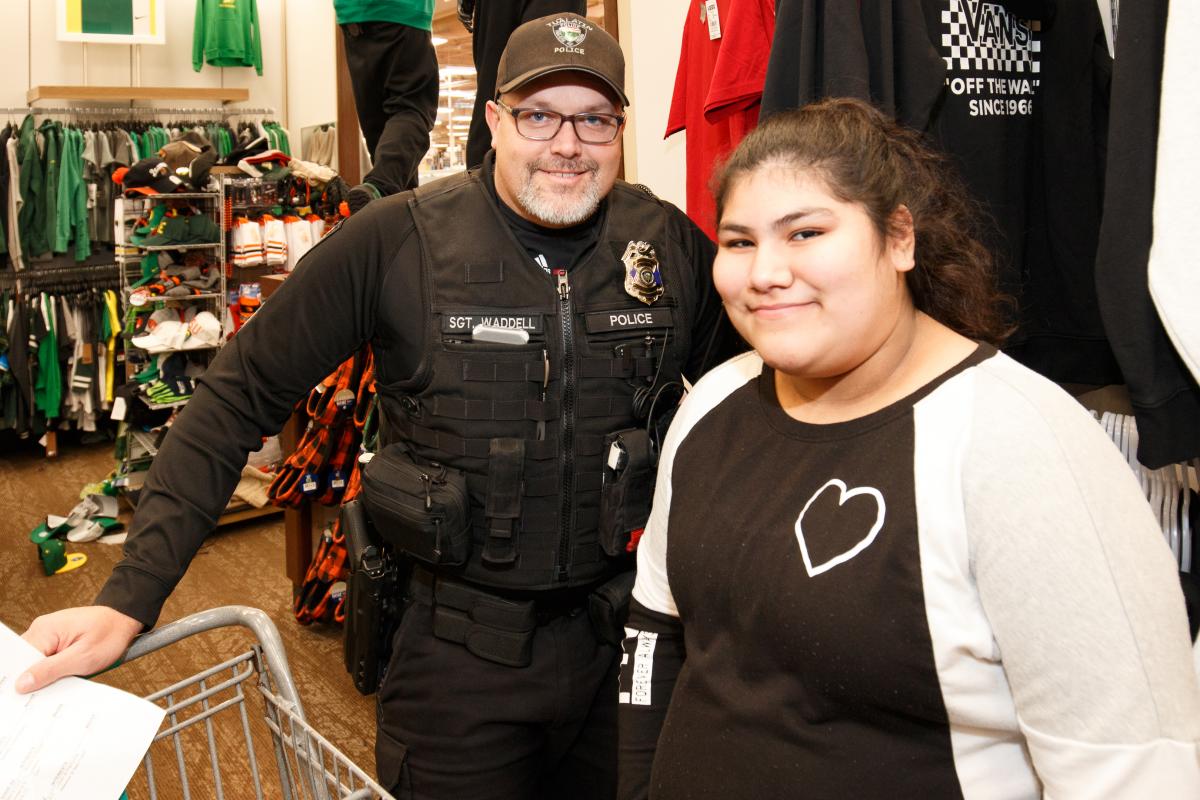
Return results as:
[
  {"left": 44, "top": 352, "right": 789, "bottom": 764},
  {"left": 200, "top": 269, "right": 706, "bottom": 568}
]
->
[
  {"left": 0, "top": 262, "right": 122, "bottom": 291},
  {"left": 1096, "top": 410, "right": 1196, "bottom": 572},
  {"left": 0, "top": 106, "right": 276, "bottom": 118},
  {"left": 2, "top": 263, "right": 125, "bottom": 457}
]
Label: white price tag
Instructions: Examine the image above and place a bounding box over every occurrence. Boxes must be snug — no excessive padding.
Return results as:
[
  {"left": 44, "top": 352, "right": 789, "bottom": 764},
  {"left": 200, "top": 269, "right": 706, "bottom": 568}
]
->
[
  {"left": 705, "top": 0, "right": 721, "bottom": 39},
  {"left": 111, "top": 396, "right": 127, "bottom": 421}
]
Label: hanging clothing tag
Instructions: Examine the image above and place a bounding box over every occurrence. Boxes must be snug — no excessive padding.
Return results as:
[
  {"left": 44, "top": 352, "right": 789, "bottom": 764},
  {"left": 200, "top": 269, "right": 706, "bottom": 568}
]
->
[
  {"left": 705, "top": 0, "right": 722, "bottom": 39},
  {"left": 111, "top": 396, "right": 127, "bottom": 421}
]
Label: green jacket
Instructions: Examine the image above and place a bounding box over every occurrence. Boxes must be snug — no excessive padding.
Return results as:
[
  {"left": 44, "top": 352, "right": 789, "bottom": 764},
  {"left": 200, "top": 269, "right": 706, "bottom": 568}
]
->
[
  {"left": 333, "top": 0, "right": 433, "bottom": 30},
  {"left": 39, "top": 120, "right": 61, "bottom": 257},
  {"left": 56, "top": 126, "right": 90, "bottom": 260},
  {"left": 193, "top": 0, "right": 263, "bottom": 76},
  {"left": 16, "top": 115, "right": 48, "bottom": 259}
]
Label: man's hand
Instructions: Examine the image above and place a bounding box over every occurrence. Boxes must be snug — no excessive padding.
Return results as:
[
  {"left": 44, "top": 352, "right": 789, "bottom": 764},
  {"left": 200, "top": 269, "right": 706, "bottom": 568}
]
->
[
  {"left": 458, "top": 0, "right": 476, "bottom": 33},
  {"left": 17, "top": 606, "right": 144, "bottom": 693}
]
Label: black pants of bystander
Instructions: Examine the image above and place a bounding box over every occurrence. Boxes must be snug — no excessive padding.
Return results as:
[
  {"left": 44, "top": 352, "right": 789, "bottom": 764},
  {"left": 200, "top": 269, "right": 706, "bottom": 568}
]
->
[{"left": 340, "top": 21, "right": 440, "bottom": 196}]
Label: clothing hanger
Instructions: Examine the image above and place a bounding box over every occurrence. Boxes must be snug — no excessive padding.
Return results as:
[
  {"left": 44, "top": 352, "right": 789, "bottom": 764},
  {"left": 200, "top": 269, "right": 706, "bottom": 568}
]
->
[
  {"left": 1167, "top": 463, "right": 1183, "bottom": 561},
  {"left": 1186, "top": 461, "right": 1198, "bottom": 573}
]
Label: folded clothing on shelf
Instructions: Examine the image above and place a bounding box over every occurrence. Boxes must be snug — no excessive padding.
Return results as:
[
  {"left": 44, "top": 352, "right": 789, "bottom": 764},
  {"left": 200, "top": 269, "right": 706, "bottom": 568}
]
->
[{"left": 131, "top": 212, "right": 221, "bottom": 247}]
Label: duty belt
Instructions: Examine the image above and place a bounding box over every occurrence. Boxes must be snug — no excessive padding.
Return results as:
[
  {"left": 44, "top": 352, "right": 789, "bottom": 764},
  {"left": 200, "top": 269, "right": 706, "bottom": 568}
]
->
[{"left": 410, "top": 564, "right": 591, "bottom": 668}]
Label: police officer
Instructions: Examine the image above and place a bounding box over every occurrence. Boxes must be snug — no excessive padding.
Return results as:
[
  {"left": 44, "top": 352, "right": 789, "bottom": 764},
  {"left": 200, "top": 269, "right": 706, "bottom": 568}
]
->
[{"left": 18, "top": 13, "right": 733, "bottom": 800}]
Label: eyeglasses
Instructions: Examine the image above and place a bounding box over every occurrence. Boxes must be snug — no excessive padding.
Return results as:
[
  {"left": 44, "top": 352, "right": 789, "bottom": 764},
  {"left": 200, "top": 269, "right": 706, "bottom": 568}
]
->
[{"left": 495, "top": 100, "right": 625, "bottom": 144}]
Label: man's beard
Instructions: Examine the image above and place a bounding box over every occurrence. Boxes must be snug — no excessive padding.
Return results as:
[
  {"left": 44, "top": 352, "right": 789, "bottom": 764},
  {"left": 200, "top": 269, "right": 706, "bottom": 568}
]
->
[{"left": 516, "top": 158, "right": 604, "bottom": 226}]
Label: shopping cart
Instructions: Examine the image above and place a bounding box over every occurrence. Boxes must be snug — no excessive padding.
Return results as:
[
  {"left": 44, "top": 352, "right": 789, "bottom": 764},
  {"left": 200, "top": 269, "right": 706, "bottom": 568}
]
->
[{"left": 113, "top": 605, "right": 395, "bottom": 800}]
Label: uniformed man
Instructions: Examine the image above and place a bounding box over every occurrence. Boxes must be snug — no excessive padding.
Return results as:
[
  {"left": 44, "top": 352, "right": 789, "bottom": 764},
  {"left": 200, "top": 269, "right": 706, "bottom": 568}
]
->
[{"left": 18, "top": 13, "right": 734, "bottom": 799}]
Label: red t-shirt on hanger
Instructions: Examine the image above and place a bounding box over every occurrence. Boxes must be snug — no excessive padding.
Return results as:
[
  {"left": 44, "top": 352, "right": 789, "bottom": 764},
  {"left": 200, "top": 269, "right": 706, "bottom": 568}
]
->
[{"left": 666, "top": 0, "right": 775, "bottom": 239}]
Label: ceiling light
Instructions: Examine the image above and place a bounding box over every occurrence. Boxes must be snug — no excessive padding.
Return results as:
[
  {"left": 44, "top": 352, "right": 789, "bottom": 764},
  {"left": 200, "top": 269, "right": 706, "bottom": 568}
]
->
[{"left": 432, "top": 36, "right": 447, "bottom": 46}]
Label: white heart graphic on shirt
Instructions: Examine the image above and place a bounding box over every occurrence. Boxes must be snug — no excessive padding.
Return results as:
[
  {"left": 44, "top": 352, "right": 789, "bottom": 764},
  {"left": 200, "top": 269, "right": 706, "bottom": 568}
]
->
[{"left": 795, "top": 478, "right": 887, "bottom": 577}]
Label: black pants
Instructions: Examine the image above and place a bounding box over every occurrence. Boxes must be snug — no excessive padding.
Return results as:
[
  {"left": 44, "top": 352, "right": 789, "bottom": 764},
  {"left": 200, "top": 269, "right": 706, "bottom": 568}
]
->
[
  {"left": 466, "top": 0, "right": 589, "bottom": 169},
  {"left": 340, "top": 21, "right": 440, "bottom": 196},
  {"left": 375, "top": 574, "right": 620, "bottom": 799}
]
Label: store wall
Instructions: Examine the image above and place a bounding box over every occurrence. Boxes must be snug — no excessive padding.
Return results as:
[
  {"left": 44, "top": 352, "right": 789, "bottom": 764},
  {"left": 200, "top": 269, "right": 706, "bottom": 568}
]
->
[
  {"left": 618, "top": 0, "right": 689, "bottom": 210},
  {"left": 0, "top": 1, "right": 288, "bottom": 134},
  {"left": 284, "top": 0, "right": 338, "bottom": 147}
]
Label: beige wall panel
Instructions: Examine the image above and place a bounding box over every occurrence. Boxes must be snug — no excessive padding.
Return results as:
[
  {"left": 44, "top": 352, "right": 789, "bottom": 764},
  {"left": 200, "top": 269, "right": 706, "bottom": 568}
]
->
[{"left": 618, "top": 0, "right": 688, "bottom": 210}]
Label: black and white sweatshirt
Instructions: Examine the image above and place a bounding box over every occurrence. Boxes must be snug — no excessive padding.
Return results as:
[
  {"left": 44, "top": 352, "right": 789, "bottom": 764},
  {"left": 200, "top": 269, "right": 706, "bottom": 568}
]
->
[{"left": 619, "top": 346, "right": 1200, "bottom": 799}]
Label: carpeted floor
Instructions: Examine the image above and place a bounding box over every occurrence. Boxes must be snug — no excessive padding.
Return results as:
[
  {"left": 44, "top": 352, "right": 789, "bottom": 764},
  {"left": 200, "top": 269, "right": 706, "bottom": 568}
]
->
[{"left": 0, "top": 435, "right": 378, "bottom": 795}]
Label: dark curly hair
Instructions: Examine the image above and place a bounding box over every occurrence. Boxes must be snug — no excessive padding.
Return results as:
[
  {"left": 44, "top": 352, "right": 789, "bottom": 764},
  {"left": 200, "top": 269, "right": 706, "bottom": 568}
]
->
[{"left": 713, "top": 98, "right": 1015, "bottom": 346}]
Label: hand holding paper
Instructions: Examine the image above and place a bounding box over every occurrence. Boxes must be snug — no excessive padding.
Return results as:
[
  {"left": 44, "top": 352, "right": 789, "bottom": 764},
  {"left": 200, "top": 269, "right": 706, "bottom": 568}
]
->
[{"left": 0, "top": 619, "right": 164, "bottom": 800}]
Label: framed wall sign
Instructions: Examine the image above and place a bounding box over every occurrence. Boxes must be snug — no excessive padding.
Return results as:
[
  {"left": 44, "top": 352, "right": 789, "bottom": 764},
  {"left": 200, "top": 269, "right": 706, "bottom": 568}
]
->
[{"left": 57, "top": 0, "right": 167, "bottom": 45}]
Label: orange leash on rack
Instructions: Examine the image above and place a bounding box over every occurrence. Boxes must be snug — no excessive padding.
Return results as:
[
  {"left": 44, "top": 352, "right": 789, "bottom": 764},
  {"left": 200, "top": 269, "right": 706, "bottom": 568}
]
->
[
  {"left": 269, "top": 351, "right": 363, "bottom": 507},
  {"left": 293, "top": 519, "right": 348, "bottom": 624},
  {"left": 284, "top": 347, "right": 377, "bottom": 625},
  {"left": 353, "top": 351, "right": 376, "bottom": 429}
]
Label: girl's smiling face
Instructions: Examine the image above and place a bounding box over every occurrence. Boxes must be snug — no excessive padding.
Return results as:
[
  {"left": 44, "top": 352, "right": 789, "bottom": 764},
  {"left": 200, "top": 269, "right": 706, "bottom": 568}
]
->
[{"left": 713, "top": 164, "right": 915, "bottom": 382}]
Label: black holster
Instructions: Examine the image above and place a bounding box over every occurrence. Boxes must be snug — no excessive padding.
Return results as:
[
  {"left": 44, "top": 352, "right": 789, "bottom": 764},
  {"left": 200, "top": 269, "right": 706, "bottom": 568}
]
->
[
  {"left": 588, "top": 570, "right": 635, "bottom": 647},
  {"left": 342, "top": 499, "right": 407, "bottom": 695}
]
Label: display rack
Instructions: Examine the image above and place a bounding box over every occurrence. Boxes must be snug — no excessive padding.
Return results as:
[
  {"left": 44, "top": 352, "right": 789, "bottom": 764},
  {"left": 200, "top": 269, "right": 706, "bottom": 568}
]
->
[
  {"left": 111, "top": 186, "right": 275, "bottom": 523},
  {"left": 114, "top": 189, "right": 227, "bottom": 490},
  {"left": 27, "top": 85, "right": 250, "bottom": 104},
  {"left": 219, "top": 172, "right": 313, "bottom": 556}
]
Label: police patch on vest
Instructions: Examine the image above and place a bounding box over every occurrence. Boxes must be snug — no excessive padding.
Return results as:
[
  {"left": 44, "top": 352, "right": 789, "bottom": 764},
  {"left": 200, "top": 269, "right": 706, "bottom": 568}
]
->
[
  {"left": 442, "top": 313, "right": 544, "bottom": 334},
  {"left": 621, "top": 241, "right": 664, "bottom": 306},
  {"left": 584, "top": 308, "right": 673, "bottom": 333}
]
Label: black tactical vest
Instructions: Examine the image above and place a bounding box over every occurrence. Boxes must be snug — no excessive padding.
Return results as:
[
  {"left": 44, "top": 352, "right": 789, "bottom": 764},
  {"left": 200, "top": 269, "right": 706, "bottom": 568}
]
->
[{"left": 379, "top": 172, "right": 698, "bottom": 591}]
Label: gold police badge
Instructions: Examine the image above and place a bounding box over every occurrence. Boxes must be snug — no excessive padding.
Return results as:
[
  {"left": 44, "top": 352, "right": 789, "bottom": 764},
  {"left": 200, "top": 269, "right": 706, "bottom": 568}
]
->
[{"left": 621, "top": 241, "right": 663, "bottom": 305}]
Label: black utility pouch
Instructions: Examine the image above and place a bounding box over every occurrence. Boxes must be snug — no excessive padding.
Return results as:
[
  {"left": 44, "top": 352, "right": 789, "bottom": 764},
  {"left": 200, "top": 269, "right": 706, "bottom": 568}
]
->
[
  {"left": 588, "top": 570, "right": 636, "bottom": 647},
  {"left": 598, "top": 428, "right": 657, "bottom": 556},
  {"left": 361, "top": 443, "right": 472, "bottom": 566},
  {"left": 431, "top": 578, "right": 537, "bottom": 668},
  {"left": 342, "top": 499, "right": 405, "bottom": 695}
]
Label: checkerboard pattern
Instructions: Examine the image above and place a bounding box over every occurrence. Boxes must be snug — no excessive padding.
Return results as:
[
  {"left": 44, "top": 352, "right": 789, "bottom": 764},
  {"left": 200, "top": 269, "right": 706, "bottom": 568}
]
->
[{"left": 940, "top": 2, "right": 1041, "bottom": 73}]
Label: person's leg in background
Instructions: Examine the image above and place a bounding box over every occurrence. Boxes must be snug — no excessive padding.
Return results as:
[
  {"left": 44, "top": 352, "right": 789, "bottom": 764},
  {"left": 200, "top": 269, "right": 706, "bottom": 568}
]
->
[
  {"left": 465, "top": 0, "right": 588, "bottom": 169},
  {"left": 340, "top": 21, "right": 440, "bottom": 210}
]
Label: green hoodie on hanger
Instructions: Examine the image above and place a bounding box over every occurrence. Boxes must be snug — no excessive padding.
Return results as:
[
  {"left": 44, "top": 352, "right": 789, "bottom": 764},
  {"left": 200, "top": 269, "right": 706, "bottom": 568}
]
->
[{"left": 193, "top": 0, "right": 264, "bottom": 76}]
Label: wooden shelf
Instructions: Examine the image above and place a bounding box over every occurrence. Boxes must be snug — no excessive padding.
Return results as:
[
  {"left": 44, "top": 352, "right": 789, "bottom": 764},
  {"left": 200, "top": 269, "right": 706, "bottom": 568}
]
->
[
  {"left": 220, "top": 503, "right": 282, "bottom": 527},
  {"left": 27, "top": 85, "right": 250, "bottom": 104}
]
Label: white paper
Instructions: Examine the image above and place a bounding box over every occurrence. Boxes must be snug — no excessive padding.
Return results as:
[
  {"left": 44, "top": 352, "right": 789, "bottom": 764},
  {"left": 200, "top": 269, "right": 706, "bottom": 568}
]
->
[{"left": 0, "top": 622, "right": 166, "bottom": 800}]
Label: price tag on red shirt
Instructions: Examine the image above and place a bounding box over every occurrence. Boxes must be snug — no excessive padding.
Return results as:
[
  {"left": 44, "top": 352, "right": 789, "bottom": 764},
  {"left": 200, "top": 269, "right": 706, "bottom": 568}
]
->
[{"left": 705, "top": 0, "right": 722, "bottom": 39}]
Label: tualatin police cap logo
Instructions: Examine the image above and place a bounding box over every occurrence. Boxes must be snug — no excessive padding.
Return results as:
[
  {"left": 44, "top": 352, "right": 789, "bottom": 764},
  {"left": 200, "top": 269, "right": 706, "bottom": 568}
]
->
[
  {"left": 621, "top": 241, "right": 663, "bottom": 305},
  {"left": 550, "top": 17, "right": 590, "bottom": 51}
]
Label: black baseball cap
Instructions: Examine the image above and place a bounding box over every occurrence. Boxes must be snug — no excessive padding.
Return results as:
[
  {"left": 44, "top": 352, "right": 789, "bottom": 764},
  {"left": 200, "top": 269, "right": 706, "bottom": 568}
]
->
[
  {"left": 117, "top": 157, "right": 185, "bottom": 196},
  {"left": 495, "top": 13, "right": 628, "bottom": 107}
]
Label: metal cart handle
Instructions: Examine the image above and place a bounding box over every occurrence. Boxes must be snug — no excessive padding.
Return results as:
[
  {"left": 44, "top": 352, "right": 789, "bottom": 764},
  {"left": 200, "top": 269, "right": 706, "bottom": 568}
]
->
[{"left": 122, "top": 605, "right": 305, "bottom": 719}]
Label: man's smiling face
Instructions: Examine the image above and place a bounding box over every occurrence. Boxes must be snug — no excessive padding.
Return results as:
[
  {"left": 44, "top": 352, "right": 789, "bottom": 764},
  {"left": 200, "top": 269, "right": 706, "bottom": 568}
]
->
[{"left": 487, "top": 72, "right": 624, "bottom": 228}]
